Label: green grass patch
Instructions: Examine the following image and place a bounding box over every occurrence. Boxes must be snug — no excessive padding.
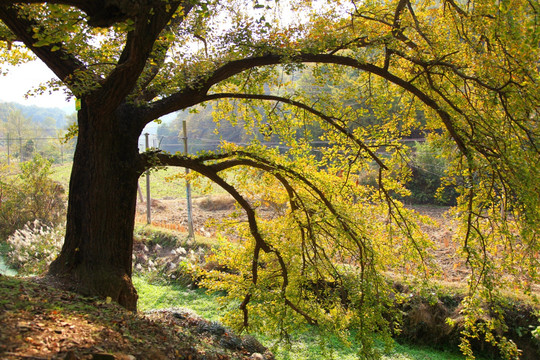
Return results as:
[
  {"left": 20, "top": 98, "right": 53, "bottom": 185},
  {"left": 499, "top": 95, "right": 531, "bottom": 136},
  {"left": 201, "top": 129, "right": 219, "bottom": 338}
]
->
[
  {"left": 49, "top": 162, "right": 73, "bottom": 189},
  {"left": 133, "top": 277, "right": 473, "bottom": 360},
  {"left": 142, "top": 166, "right": 227, "bottom": 199},
  {"left": 386, "top": 343, "right": 469, "bottom": 360},
  {"left": 140, "top": 167, "right": 191, "bottom": 199},
  {"left": 257, "top": 328, "right": 470, "bottom": 360},
  {"left": 133, "top": 276, "right": 225, "bottom": 322},
  {"left": 0, "top": 242, "right": 17, "bottom": 276}
]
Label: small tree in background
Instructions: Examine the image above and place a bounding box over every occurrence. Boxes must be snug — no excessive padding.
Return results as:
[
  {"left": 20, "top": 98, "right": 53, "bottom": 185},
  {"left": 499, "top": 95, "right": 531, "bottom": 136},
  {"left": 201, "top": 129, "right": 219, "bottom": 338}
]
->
[{"left": 0, "top": 155, "right": 65, "bottom": 240}]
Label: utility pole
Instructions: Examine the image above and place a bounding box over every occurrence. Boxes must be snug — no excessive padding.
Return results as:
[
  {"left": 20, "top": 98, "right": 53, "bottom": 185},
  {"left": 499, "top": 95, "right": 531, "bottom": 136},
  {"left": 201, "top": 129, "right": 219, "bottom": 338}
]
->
[
  {"left": 6, "top": 133, "right": 10, "bottom": 165},
  {"left": 144, "top": 133, "right": 151, "bottom": 225},
  {"left": 183, "top": 120, "right": 194, "bottom": 239},
  {"left": 60, "top": 141, "right": 64, "bottom": 164}
]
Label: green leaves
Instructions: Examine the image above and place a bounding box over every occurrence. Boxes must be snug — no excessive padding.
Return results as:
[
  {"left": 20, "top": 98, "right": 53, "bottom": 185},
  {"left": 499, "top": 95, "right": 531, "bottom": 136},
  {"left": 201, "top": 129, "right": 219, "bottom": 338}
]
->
[{"left": 2, "top": 0, "right": 539, "bottom": 357}]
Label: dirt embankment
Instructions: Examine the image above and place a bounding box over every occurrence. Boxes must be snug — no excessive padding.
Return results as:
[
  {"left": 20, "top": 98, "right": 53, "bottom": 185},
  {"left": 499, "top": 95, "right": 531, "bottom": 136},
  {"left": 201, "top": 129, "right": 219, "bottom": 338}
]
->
[{"left": 0, "top": 276, "right": 273, "bottom": 360}]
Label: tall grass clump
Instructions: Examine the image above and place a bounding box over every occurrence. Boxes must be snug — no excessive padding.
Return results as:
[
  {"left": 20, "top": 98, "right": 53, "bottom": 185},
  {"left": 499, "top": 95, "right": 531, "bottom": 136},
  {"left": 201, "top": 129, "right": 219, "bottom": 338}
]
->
[{"left": 6, "top": 220, "right": 64, "bottom": 275}]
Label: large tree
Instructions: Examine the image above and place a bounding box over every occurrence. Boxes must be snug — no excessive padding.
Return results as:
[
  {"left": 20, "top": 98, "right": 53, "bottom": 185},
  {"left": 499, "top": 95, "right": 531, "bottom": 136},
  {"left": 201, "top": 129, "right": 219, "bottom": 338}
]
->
[{"left": 1, "top": 0, "right": 538, "bottom": 357}]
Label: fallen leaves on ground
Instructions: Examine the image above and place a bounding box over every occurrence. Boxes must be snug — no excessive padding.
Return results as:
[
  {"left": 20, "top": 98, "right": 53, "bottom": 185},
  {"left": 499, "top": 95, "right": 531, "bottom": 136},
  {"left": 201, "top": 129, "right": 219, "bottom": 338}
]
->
[{"left": 0, "top": 275, "right": 272, "bottom": 360}]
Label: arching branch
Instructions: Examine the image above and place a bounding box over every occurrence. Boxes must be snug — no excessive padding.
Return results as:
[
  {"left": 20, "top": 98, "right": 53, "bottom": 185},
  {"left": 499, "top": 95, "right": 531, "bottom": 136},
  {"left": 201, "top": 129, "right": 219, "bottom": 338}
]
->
[
  {"left": 143, "top": 54, "right": 288, "bottom": 119},
  {"left": 149, "top": 150, "right": 372, "bottom": 277},
  {"left": 143, "top": 150, "right": 377, "bottom": 325},
  {"left": 144, "top": 53, "right": 471, "bottom": 159},
  {"left": 142, "top": 151, "right": 320, "bottom": 326}
]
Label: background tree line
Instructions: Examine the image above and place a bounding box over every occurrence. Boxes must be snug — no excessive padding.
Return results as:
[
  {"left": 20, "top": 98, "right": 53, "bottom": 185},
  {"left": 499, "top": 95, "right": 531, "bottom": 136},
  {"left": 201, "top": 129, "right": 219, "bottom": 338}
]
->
[{"left": 0, "top": 101, "right": 75, "bottom": 163}]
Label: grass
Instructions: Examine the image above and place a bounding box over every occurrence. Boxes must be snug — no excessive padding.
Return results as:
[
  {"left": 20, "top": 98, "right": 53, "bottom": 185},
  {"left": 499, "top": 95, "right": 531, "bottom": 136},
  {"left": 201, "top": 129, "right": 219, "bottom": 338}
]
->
[
  {"left": 133, "top": 276, "right": 226, "bottom": 321},
  {"left": 0, "top": 242, "right": 16, "bottom": 276},
  {"left": 49, "top": 162, "right": 72, "bottom": 188},
  {"left": 132, "top": 276, "right": 473, "bottom": 360}
]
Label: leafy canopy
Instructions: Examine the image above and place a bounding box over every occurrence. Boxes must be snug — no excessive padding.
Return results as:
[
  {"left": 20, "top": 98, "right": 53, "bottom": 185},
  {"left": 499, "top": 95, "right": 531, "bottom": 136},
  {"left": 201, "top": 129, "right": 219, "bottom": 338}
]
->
[{"left": 1, "top": 0, "right": 539, "bottom": 358}]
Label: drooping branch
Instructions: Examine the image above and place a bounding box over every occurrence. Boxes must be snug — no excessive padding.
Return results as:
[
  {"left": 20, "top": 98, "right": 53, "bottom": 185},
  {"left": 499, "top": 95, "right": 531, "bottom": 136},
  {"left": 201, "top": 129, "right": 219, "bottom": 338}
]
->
[
  {"left": 198, "top": 152, "right": 375, "bottom": 281},
  {"left": 143, "top": 151, "right": 361, "bottom": 324},
  {"left": 140, "top": 152, "right": 268, "bottom": 328},
  {"left": 150, "top": 150, "right": 371, "bottom": 278}
]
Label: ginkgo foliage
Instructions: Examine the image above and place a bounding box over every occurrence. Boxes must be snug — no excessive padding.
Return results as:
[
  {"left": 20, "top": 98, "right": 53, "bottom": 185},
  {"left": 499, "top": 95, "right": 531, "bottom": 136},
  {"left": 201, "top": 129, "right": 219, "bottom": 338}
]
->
[{"left": 0, "top": 0, "right": 538, "bottom": 358}]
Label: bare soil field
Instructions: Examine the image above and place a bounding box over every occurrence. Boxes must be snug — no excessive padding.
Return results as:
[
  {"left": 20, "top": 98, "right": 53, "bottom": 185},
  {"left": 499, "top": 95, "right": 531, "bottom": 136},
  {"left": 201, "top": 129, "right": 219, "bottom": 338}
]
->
[{"left": 136, "top": 196, "right": 467, "bottom": 283}]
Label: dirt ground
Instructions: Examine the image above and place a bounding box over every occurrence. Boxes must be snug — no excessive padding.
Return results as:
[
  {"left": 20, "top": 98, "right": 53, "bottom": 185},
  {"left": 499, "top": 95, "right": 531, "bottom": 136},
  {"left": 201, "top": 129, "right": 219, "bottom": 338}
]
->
[
  {"left": 135, "top": 196, "right": 468, "bottom": 283},
  {"left": 0, "top": 276, "right": 273, "bottom": 360}
]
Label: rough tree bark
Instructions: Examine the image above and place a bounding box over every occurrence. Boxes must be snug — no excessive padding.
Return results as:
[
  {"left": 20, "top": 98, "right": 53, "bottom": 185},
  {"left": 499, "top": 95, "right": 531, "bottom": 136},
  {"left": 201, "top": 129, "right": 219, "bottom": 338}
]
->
[
  {"left": 49, "top": 99, "right": 145, "bottom": 310},
  {"left": 0, "top": 1, "right": 184, "bottom": 310}
]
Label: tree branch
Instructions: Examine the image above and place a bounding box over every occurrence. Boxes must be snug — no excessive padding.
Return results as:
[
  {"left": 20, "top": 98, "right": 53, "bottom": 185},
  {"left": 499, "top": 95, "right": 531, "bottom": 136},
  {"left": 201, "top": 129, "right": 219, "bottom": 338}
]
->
[
  {"left": 152, "top": 150, "right": 370, "bottom": 275},
  {"left": 0, "top": 4, "right": 86, "bottom": 85},
  {"left": 143, "top": 54, "right": 288, "bottom": 120},
  {"left": 444, "top": 0, "right": 468, "bottom": 17},
  {"left": 203, "top": 92, "right": 388, "bottom": 170},
  {"left": 391, "top": 0, "right": 418, "bottom": 50},
  {"left": 147, "top": 150, "right": 339, "bottom": 326},
  {"left": 145, "top": 53, "right": 471, "bottom": 158},
  {"left": 97, "top": 1, "right": 191, "bottom": 112},
  {"left": 0, "top": 0, "right": 143, "bottom": 27},
  {"left": 134, "top": 13, "right": 189, "bottom": 102}
]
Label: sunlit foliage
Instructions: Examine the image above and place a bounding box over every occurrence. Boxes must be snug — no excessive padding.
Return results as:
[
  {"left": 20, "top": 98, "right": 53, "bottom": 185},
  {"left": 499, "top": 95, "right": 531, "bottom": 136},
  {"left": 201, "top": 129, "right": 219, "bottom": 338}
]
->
[{"left": 1, "top": 0, "right": 538, "bottom": 358}]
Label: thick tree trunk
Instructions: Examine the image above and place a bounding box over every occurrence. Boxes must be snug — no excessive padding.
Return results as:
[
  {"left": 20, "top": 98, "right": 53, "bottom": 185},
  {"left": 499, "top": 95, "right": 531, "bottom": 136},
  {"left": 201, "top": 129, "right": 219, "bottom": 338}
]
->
[{"left": 49, "top": 100, "right": 144, "bottom": 311}]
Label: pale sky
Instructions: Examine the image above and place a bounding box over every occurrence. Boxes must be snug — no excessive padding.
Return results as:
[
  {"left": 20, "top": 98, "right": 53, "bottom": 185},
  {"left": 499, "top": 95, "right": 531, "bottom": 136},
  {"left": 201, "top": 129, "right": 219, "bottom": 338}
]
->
[
  {"left": 0, "top": 0, "right": 322, "bottom": 114},
  {"left": 0, "top": 61, "right": 160, "bottom": 121},
  {"left": 0, "top": 60, "right": 75, "bottom": 112},
  {"left": 0, "top": 60, "right": 161, "bottom": 138}
]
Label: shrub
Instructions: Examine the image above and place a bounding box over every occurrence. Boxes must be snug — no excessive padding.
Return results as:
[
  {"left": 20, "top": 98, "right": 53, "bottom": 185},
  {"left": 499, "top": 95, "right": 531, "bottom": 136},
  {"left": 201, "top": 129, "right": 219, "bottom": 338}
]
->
[
  {"left": 404, "top": 141, "right": 458, "bottom": 206},
  {"left": 0, "top": 155, "right": 65, "bottom": 240},
  {"left": 196, "top": 194, "right": 237, "bottom": 211},
  {"left": 6, "top": 220, "right": 64, "bottom": 275},
  {"left": 133, "top": 226, "right": 210, "bottom": 286}
]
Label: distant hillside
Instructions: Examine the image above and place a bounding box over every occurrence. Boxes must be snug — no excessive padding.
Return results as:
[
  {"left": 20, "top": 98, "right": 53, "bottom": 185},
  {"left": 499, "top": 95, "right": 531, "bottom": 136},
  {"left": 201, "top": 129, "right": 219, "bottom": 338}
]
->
[{"left": 0, "top": 101, "right": 70, "bottom": 129}]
